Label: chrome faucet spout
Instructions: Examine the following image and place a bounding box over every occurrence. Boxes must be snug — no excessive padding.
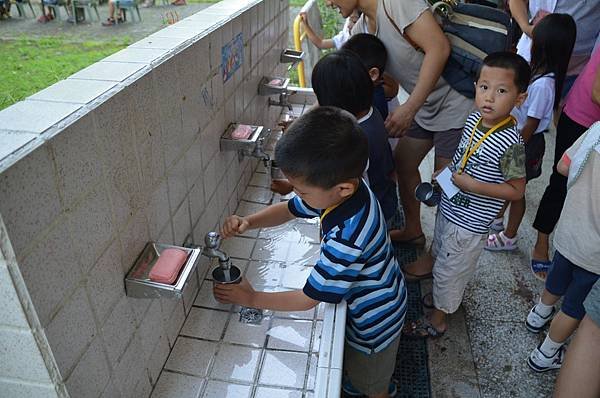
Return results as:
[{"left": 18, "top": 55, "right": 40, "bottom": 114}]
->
[{"left": 202, "top": 232, "right": 231, "bottom": 270}]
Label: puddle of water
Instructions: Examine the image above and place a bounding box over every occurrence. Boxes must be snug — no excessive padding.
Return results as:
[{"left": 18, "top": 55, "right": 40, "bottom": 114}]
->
[{"left": 267, "top": 325, "right": 308, "bottom": 349}]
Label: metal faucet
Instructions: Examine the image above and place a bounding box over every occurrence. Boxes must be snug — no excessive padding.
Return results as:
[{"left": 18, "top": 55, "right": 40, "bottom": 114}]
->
[
  {"left": 202, "top": 232, "right": 231, "bottom": 271},
  {"left": 238, "top": 129, "right": 271, "bottom": 167},
  {"left": 268, "top": 92, "right": 294, "bottom": 111}
]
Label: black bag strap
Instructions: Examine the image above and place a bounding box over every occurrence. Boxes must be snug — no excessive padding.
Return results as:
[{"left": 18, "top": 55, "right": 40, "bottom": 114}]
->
[{"left": 382, "top": 0, "right": 421, "bottom": 51}]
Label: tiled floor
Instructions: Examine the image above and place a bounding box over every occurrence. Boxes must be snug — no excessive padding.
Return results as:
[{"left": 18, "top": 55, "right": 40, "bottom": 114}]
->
[{"left": 152, "top": 162, "right": 326, "bottom": 398}]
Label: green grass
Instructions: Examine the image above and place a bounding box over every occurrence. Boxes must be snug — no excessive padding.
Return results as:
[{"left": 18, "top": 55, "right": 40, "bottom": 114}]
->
[{"left": 0, "top": 37, "right": 130, "bottom": 110}]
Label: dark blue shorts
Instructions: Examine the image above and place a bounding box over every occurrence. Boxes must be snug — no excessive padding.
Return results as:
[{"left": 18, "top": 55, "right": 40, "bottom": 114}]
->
[{"left": 545, "top": 251, "right": 599, "bottom": 320}]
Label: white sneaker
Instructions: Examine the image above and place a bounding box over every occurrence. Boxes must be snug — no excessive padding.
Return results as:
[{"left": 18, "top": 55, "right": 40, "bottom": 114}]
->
[
  {"left": 526, "top": 304, "right": 555, "bottom": 333},
  {"left": 528, "top": 344, "right": 565, "bottom": 372}
]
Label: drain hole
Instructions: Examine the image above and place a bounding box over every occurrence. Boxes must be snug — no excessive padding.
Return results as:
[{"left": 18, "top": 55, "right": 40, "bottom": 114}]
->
[{"left": 239, "top": 307, "right": 264, "bottom": 324}]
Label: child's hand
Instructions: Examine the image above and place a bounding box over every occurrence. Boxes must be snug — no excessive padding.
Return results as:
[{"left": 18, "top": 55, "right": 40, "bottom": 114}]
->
[
  {"left": 300, "top": 12, "right": 310, "bottom": 27},
  {"left": 451, "top": 172, "right": 476, "bottom": 192},
  {"left": 270, "top": 179, "right": 294, "bottom": 195},
  {"left": 213, "top": 278, "right": 255, "bottom": 306},
  {"left": 221, "top": 215, "right": 250, "bottom": 238}
]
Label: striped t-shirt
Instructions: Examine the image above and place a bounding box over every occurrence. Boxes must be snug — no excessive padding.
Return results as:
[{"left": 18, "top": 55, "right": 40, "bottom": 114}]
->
[
  {"left": 440, "top": 112, "right": 526, "bottom": 234},
  {"left": 288, "top": 181, "right": 407, "bottom": 354}
]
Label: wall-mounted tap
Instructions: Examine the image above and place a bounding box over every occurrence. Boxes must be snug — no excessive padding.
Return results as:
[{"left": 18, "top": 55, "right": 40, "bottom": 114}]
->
[
  {"left": 202, "top": 231, "right": 231, "bottom": 270},
  {"left": 202, "top": 232, "right": 242, "bottom": 284},
  {"left": 268, "top": 92, "right": 294, "bottom": 111}
]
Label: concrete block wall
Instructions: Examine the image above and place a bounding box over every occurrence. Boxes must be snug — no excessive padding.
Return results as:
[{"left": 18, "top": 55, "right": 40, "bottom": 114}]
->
[{"left": 0, "top": 0, "right": 289, "bottom": 396}]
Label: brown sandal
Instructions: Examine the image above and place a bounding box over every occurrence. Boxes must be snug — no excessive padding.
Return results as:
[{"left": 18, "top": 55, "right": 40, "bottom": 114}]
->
[{"left": 402, "top": 317, "right": 445, "bottom": 339}]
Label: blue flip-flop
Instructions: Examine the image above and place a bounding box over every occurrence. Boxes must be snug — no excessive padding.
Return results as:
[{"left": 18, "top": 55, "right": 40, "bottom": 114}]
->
[{"left": 531, "top": 259, "right": 552, "bottom": 282}]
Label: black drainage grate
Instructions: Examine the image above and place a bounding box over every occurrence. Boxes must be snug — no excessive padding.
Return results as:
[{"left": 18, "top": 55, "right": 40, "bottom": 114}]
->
[{"left": 342, "top": 207, "right": 431, "bottom": 397}]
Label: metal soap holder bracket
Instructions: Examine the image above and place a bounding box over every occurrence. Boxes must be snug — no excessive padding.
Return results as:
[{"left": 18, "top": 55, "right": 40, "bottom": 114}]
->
[
  {"left": 220, "top": 123, "right": 271, "bottom": 164},
  {"left": 125, "top": 242, "right": 201, "bottom": 299},
  {"left": 258, "top": 76, "right": 290, "bottom": 96},
  {"left": 280, "top": 49, "right": 304, "bottom": 66}
]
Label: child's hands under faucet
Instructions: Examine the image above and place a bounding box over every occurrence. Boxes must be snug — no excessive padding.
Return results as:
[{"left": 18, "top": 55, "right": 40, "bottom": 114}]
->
[
  {"left": 214, "top": 278, "right": 255, "bottom": 306},
  {"left": 221, "top": 215, "right": 250, "bottom": 238}
]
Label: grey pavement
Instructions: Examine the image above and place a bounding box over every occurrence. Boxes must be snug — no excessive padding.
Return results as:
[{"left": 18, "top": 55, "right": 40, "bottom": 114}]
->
[{"left": 0, "top": 1, "right": 212, "bottom": 41}]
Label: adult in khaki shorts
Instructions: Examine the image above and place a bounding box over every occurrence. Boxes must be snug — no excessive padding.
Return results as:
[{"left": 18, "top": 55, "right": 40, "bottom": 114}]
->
[{"left": 325, "top": 0, "right": 474, "bottom": 264}]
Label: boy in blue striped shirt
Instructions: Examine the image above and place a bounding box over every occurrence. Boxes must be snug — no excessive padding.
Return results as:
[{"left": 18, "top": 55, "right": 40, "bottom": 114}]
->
[{"left": 215, "top": 107, "right": 407, "bottom": 398}]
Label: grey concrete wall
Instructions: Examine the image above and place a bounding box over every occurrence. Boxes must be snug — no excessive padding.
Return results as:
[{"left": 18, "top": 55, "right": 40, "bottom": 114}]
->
[{"left": 0, "top": 0, "right": 289, "bottom": 396}]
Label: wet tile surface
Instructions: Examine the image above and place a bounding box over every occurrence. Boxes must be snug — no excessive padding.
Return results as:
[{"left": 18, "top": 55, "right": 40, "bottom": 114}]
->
[{"left": 156, "top": 161, "right": 327, "bottom": 397}]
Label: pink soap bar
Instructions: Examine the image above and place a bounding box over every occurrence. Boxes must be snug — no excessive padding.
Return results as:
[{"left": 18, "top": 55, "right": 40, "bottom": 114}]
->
[
  {"left": 269, "top": 78, "right": 284, "bottom": 86},
  {"left": 231, "top": 124, "right": 253, "bottom": 140},
  {"left": 149, "top": 248, "right": 188, "bottom": 284}
]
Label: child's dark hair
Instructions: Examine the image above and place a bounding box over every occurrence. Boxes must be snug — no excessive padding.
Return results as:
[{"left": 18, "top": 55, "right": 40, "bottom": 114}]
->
[
  {"left": 274, "top": 107, "right": 368, "bottom": 189},
  {"left": 341, "top": 33, "right": 387, "bottom": 79},
  {"left": 530, "top": 13, "right": 576, "bottom": 109},
  {"left": 477, "top": 51, "right": 531, "bottom": 93},
  {"left": 311, "top": 50, "right": 373, "bottom": 116}
]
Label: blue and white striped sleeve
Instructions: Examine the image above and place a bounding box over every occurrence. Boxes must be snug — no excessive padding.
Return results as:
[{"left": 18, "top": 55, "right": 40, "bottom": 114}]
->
[
  {"left": 303, "top": 237, "right": 365, "bottom": 303},
  {"left": 287, "top": 195, "right": 320, "bottom": 219}
]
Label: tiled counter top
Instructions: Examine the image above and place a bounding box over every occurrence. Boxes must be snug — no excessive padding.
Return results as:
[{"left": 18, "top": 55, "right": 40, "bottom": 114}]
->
[{"left": 152, "top": 164, "right": 345, "bottom": 398}]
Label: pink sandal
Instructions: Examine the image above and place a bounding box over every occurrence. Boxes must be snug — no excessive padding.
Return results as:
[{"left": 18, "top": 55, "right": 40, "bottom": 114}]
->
[{"left": 484, "top": 231, "right": 517, "bottom": 252}]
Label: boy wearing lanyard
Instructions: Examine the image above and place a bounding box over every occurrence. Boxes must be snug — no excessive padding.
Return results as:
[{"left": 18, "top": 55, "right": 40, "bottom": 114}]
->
[
  {"left": 215, "top": 107, "right": 407, "bottom": 398},
  {"left": 403, "top": 52, "right": 528, "bottom": 338}
]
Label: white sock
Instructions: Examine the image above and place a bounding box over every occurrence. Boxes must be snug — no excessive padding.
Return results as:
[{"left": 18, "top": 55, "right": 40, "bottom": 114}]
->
[
  {"left": 536, "top": 299, "right": 554, "bottom": 318},
  {"left": 539, "top": 335, "right": 563, "bottom": 357}
]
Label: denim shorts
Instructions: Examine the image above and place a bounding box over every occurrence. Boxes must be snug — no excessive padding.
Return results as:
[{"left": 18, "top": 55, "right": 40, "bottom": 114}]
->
[{"left": 545, "top": 251, "right": 599, "bottom": 320}]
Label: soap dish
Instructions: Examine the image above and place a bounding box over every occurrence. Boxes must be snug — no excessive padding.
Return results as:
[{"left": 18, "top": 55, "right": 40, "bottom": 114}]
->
[{"left": 125, "top": 242, "right": 201, "bottom": 299}]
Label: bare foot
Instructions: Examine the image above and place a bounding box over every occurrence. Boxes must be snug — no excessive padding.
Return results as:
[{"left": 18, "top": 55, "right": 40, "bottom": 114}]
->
[{"left": 403, "top": 253, "right": 434, "bottom": 281}]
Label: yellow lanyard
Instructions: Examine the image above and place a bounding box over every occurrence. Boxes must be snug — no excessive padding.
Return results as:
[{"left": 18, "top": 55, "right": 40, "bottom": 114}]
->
[
  {"left": 459, "top": 115, "right": 515, "bottom": 173},
  {"left": 320, "top": 203, "right": 340, "bottom": 224}
]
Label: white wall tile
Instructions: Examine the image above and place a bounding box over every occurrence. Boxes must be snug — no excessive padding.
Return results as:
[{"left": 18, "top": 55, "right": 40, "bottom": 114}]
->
[
  {"left": 167, "top": 156, "right": 189, "bottom": 216},
  {"left": 138, "top": 299, "right": 164, "bottom": 364},
  {"left": 100, "top": 295, "right": 136, "bottom": 368},
  {"left": 254, "top": 387, "right": 302, "bottom": 398},
  {"left": 68, "top": 183, "right": 116, "bottom": 274},
  {"left": 223, "top": 314, "right": 269, "bottom": 348},
  {"left": 202, "top": 380, "right": 252, "bottom": 398},
  {"left": 148, "top": 180, "right": 172, "bottom": 241},
  {"left": 51, "top": 114, "right": 102, "bottom": 211},
  {"left": 86, "top": 240, "right": 126, "bottom": 324},
  {"left": 164, "top": 337, "right": 218, "bottom": 377},
  {"left": 0, "top": 263, "right": 29, "bottom": 328},
  {"left": 172, "top": 197, "right": 191, "bottom": 246},
  {"left": 0, "top": 327, "right": 52, "bottom": 382},
  {"left": 182, "top": 269, "right": 199, "bottom": 314},
  {"left": 92, "top": 88, "right": 137, "bottom": 176},
  {"left": 147, "top": 335, "right": 170, "bottom": 386},
  {"left": 112, "top": 336, "right": 146, "bottom": 398},
  {"left": 0, "top": 379, "right": 58, "bottom": 398},
  {"left": 19, "top": 221, "right": 81, "bottom": 327},
  {"left": 65, "top": 338, "right": 110, "bottom": 398},
  {"left": 163, "top": 300, "right": 186, "bottom": 348},
  {"left": 100, "top": 379, "right": 122, "bottom": 398},
  {"left": 0, "top": 144, "right": 62, "bottom": 259},
  {"left": 210, "top": 344, "right": 261, "bottom": 383},
  {"left": 258, "top": 351, "right": 309, "bottom": 388},
  {"left": 45, "top": 287, "right": 97, "bottom": 379},
  {"left": 119, "top": 209, "right": 151, "bottom": 276},
  {"left": 151, "top": 371, "right": 204, "bottom": 398},
  {"left": 180, "top": 307, "right": 228, "bottom": 341}
]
